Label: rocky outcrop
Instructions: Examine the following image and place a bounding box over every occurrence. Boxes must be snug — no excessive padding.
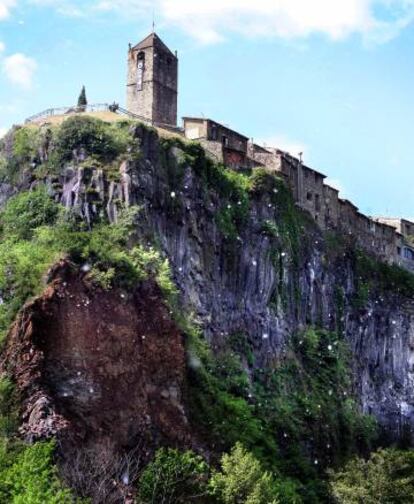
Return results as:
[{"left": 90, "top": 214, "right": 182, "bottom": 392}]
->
[
  {"left": 2, "top": 124, "right": 414, "bottom": 446},
  {"left": 1, "top": 260, "right": 191, "bottom": 456}
]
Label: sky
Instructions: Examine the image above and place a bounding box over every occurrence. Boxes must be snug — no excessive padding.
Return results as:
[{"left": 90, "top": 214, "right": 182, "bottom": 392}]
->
[{"left": 0, "top": 0, "right": 414, "bottom": 218}]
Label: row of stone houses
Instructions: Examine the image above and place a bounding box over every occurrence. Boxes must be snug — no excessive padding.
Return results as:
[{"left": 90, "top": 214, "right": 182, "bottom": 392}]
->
[
  {"left": 182, "top": 117, "right": 414, "bottom": 272},
  {"left": 122, "top": 31, "right": 414, "bottom": 272}
]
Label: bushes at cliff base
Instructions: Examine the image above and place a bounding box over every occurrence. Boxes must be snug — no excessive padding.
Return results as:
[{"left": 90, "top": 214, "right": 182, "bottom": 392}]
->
[
  {"left": 137, "top": 448, "right": 209, "bottom": 503},
  {"left": 137, "top": 443, "right": 299, "bottom": 504},
  {"left": 328, "top": 448, "right": 414, "bottom": 504},
  {"left": 209, "top": 442, "right": 282, "bottom": 504},
  {"left": 0, "top": 440, "right": 83, "bottom": 504}
]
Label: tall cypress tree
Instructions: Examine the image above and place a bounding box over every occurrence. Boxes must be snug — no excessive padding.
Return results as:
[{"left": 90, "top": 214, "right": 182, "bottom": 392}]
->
[{"left": 77, "top": 86, "right": 87, "bottom": 111}]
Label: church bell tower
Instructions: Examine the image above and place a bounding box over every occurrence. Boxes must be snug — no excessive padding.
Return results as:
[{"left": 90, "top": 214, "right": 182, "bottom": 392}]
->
[{"left": 126, "top": 32, "right": 178, "bottom": 126}]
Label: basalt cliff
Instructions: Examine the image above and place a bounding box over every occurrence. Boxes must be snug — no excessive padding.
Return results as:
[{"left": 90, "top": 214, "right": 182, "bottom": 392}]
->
[{"left": 0, "top": 117, "right": 413, "bottom": 502}]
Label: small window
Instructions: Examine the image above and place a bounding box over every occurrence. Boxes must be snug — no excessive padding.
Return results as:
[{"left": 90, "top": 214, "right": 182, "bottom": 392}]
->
[
  {"left": 222, "top": 135, "right": 229, "bottom": 147},
  {"left": 315, "top": 194, "right": 321, "bottom": 212},
  {"left": 211, "top": 125, "right": 218, "bottom": 141},
  {"left": 397, "top": 247, "right": 402, "bottom": 256},
  {"left": 306, "top": 192, "right": 313, "bottom": 201},
  {"left": 404, "top": 248, "right": 414, "bottom": 261}
]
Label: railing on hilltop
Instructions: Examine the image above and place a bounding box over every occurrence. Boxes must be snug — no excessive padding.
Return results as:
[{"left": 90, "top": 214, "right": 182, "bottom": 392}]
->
[
  {"left": 25, "top": 103, "right": 117, "bottom": 123},
  {"left": 24, "top": 103, "right": 184, "bottom": 134}
]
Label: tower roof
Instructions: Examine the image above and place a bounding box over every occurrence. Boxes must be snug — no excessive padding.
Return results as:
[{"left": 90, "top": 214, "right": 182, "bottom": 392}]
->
[{"left": 131, "top": 32, "right": 176, "bottom": 58}]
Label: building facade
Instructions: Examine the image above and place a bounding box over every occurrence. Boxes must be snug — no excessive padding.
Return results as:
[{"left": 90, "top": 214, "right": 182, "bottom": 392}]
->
[
  {"left": 183, "top": 117, "right": 249, "bottom": 169},
  {"left": 123, "top": 32, "right": 414, "bottom": 273},
  {"left": 126, "top": 33, "right": 178, "bottom": 126}
]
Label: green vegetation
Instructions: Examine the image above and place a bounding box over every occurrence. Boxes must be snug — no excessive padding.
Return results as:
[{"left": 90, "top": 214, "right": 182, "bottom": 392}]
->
[
  {"left": 1, "top": 119, "right": 413, "bottom": 503},
  {"left": 187, "top": 325, "right": 377, "bottom": 502},
  {"left": 137, "top": 443, "right": 297, "bottom": 504},
  {"left": 77, "top": 86, "right": 87, "bottom": 110},
  {"left": 0, "top": 440, "right": 83, "bottom": 504},
  {"left": 159, "top": 138, "right": 251, "bottom": 239},
  {"left": 54, "top": 116, "right": 132, "bottom": 165},
  {"left": 0, "top": 377, "right": 82, "bottom": 503},
  {"left": 354, "top": 250, "right": 414, "bottom": 306},
  {"left": 1, "top": 187, "right": 59, "bottom": 240},
  {"left": 228, "top": 332, "right": 254, "bottom": 367},
  {"left": 186, "top": 326, "right": 279, "bottom": 468},
  {"left": 0, "top": 378, "right": 18, "bottom": 438},
  {"left": 138, "top": 448, "right": 209, "bottom": 503},
  {"left": 0, "top": 188, "right": 175, "bottom": 343},
  {"left": 329, "top": 448, "right": 414, "bottom": 503},
  {"left": 209, "top": 442, "right": 288, "bottom": 504},
  {"left": 261, "top": 219, "right": 279, "bottom": 238},
  {"left": 0, "top": 117, "right": 138, "bottom": 182}
]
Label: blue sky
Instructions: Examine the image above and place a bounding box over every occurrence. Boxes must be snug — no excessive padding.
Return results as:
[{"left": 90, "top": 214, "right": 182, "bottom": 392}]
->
[{"left": 1, "top": 0, "right": 414, "bottom": 218}]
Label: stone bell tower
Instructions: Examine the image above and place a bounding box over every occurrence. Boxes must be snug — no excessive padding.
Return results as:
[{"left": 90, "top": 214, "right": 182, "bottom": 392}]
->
[{"left": 126, "top": 32, "right": 178, "bottom": 126}]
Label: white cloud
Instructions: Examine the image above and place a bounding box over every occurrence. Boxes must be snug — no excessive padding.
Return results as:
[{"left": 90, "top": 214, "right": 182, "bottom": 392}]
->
[
  {"left": 0, "top": 0, "right": 16, "bottom": 20},
  {"left": 23, "top": 0, "right": 414, "bottom": 44},
  {"left": 0, "top": 41, "right": 5, "bottom": 52},
  {"left": 85, "top": 0, "right": 414, "bottom": 44},
  {"left": 0, "top": 127, "right": 7, "bottom": 139},
  {"left": 28, "top": 0, "right": 83, "bottom": 16},
  {"left": 258, "top": 134, "right": 307, "bottom": 159},
  {"left": 2, "top": 53, "right": 37, "bottom": 90}
]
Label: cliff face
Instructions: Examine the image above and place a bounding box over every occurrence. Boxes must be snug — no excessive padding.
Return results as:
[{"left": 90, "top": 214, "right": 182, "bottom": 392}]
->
[
  {"left": 2, "top": 260, "right": 191, "bottom": 458},
  {"left": 2, "top": 122, "right": 414, "bottom": 451},
  {"left": 51, "top": 124, "right": 414, "bottom": 443}
]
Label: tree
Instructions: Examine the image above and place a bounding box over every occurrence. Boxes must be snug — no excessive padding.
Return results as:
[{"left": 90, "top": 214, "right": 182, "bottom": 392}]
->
[
  {"left": 77, "top": 86, "right": 87, "bottom": 111},
  {"left": 0, "top": 441, "right": 81, "bottom": 504},
  {"left": 1, "top": 187, "right": 60, "bottom": 241},
  {"left": 209, "top": 443, "right": 280, "bottom": 504},
  {"left": 329, "top": 448, "right": 414, "bottom": 503},
  {"left": 137, "top": 448, "right": 209, "bottom": 504}
]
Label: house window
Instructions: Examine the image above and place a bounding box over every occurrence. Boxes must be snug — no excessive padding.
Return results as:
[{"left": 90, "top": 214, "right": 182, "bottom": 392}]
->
[
  {"left": 306, "top": 192, "right": 313, "bottom": 201},
  {"left": 315, "top": 194, "right": 321, "bottom": 212},
  {"left": 211, "top": 124, "right": 218, "bottom": 141},
  {"left": 404, "top": 248, "right": 414, "bottom": 261},
  {"left": 222, "top": 135, "right": 229, "bottom": 147},
  {"left": 397, "top": 247, "right": 402, "bottom": 256}
]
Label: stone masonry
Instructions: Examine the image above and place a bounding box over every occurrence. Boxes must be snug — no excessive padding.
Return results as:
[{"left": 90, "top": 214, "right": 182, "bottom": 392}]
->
[{"left": 127, "top": 33, "right": 178, "bottom": 126}]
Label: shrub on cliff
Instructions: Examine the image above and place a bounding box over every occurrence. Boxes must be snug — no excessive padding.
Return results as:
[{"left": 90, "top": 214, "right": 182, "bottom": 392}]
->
[
  {"left": 54, "top": 116, "right": 131, "bottom": 164},
  {"left": 137, "top": 448, "right": 209, "bottom": 503},
  {"left": 328, "top": 448, "right": 414, "bottom": 503},
  {"left": 0, "top": 440, "right": 83, "bottom": 504},
  {"left": 209, "top": 443, "right": 282, "bottom": 504},
  {"left": 1, "top": 187, "right": 59, "bottom": 240}
]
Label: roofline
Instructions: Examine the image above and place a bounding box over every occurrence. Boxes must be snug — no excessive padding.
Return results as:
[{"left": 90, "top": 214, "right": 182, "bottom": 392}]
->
[
  {"left": 374, "top": 216, "right": 414, "bottom": 226},
  {"left": 131, "top": 32, "right": 177, "bottom": 59},
  {"left": 279, "top": 152, "right": 327, "bottom": 179},
  {"left": 323, "top": 184, "right": 339, "bottom": 194},
  {"left": 182, "top": 116, "right": 249, "bottom": 141},
  {"left": 339, "top": 198, "right": 359, "bottom": 210}
]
